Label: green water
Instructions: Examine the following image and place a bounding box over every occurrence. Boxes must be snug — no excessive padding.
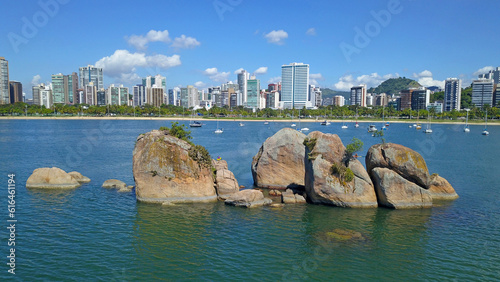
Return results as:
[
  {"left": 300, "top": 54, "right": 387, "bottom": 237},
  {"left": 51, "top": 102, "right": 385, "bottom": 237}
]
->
[{"left": 0, "top": 119, "right": 499, "bottom": 280}]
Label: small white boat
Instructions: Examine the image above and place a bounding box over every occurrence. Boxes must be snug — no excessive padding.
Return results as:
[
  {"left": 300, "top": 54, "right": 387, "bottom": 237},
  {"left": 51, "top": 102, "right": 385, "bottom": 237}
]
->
[
  {"left": 464, "top": 109, "right": 470, "bottom": 132},
  {"left": 341, "top": 125, "right": 348, "bottom": 129},
  {"left": 320, "top": 120, "right": 330, "bottom": 125},
  {"left": 482, "top": 109, "right": 489, "bottom": 135},
  {"left": 239, "top": 122, "right": 244, "bottom": 127},
  {"left": 300, "top": 127, "right": 310, "bottom": 132},
  {"left": 368, "top": 125, "right": 377, "bottom": 132},
  {"left": 409, "top": 125, "right": 413, "bottom": 128},
  {"left": 214, "top": 128, "right": 223, "bottom": 134},
  {"left": 341, "top": 114, "right": 348, "bottom": 129},
  {"left": 423, "top": 112, "right": 432, "bottom": 133},
  {"left": 264, "top": 121, "right": 269, "bottom": 125},
  {"left": 424, "top": 128, "right": 433, "bottom": 134},
  {"left": 291, "top": 123, "right": 296, "bottom": 127},
  {"left": 355, "top": 122, "right": 360, "bottom": 128}
]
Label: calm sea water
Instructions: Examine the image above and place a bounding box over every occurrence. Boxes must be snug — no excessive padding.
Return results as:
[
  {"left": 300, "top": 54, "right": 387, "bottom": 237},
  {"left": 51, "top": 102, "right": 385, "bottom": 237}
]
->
[{"left": 0, "top": 119, "right": 499, "bottom": 281}]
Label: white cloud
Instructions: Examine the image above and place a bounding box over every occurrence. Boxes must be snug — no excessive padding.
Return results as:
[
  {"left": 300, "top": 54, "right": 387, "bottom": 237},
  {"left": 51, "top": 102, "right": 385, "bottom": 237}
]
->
[
  {"left": 267, "top": 76, "right": 281, "bottom": 84},
  {"left": 309, "top": 73, "right": 325, "bottom": 86},
  {"left": 264, "top": 30, "right": 288, "bottom": 45},
  {"left": 171, "top": 35, "right": 201, "bottom": 49},
  {"left": 334, "top": 73, "right": 399, "bottom": 91},
  {"left": 95, "top": 49, "right": 181, "bottom": 83},
  {"left": 306, "top": 28, "right": 316, "bottom": 36},
  {"left": 31, "top": 74, "right": 41, "bottom": 85},
  {"left": 234, "top": 68, "right": 245, "bottom": 74},
  {"left": 203, "top": 67, "right": 230, "bottom": 83},
  {"left": 254, "top": 67, "right": 268, "bottom": 75},
  {"left": 126, "top": 30, "right": 171, "bottom": 50},
  {"left": 194, "top": 81, "right": 206, "bottom": 88},
  {"left": 412, "top": 70, "right": 445, "bottom": 88},
  {"left": 473, "top": 66, "right": 494, "bottom": 76}
]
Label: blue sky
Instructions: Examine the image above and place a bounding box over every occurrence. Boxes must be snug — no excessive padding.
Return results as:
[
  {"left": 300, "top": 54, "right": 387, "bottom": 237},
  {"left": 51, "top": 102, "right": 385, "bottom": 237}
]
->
[{"left": 1, "top": 0, "right": 499, "bottom": 98}]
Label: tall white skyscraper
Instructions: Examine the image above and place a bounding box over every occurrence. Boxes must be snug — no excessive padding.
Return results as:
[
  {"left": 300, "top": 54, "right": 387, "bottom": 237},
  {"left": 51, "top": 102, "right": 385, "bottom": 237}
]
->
[
  {"left": 350, "top": 85, "right": 366, "bottom": 107},
  {"left": 444, "top": 78, "right": 462, "bottom": 111},
  {"left": 478, "top": 67, "right": 500, "bottom": 84},
  {"left": 281, "top": 62, "right": 310, "bottom": 109},
  {"left": 0, "top": 57, "right": 9, "bottom": 104},
  {"left": 79, "top": 65, "right": 103, "bottom": 90},
  {"left": 237, "top": 70, "right": 250, "bottom": 105}
]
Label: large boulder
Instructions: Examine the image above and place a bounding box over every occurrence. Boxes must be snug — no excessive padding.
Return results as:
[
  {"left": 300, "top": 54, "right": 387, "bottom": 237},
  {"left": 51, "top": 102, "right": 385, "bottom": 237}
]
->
[
  {"left": 251, "top": 128, "right": 306, "bottom": 189},
  {"left": 427, "top": 174, "right": 459, "bottom": 200},
  {"left": 371, "top": 167, "right": 432, "bottom": 209},
  {"left": 68, "top": 171, "right": 91, "bottom": 183},
  {"left": 366, "top": 143, "right": 458, "bottom": 208},
  {"left": 224, "top": 189, "right": 272, "bottom": 208},
  {"left": 26, "top": 167, "right": 81, "bottom": 189},
  {"left": 133, "top": 130, "right": 217, "bottom": 203},
  {"left": 304, "top": 131, "right": 378, "bottom": 208},
  {"left": 366, "top": 143, "right": 430, "bottom": 188},
  {"left": 212, "top": 159, "right": 239, "bottom": 199}
]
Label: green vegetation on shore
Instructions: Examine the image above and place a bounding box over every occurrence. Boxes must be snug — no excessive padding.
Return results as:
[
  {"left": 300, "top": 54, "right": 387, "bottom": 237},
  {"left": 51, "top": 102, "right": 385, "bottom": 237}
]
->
[{"left": 1, "top": 101, "right": 499, "bottom": 123}]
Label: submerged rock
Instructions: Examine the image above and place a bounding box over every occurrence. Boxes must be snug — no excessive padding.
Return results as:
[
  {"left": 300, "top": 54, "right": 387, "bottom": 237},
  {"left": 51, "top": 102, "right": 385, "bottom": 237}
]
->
[
  {"left": 133, "top": 129, "right": 217, "bottom": 204},
  {"left": 102, "top": 179, "right": 127, "bottom": 190},
  {"left": 26, "top": 167, "right": 81, "bottom": 189},
  {"left": 224, "top": 189, "right": 272, "bottom": 208},
  {"left": 324, "top": 228, "right": 366, "bottom": 241},
  {"left": 251, "top": 128, "right": 306, "bottom": 189},
  {"left": 281, "top": 189, "right": 307, "bottom": 204},
  {"left": 68, "top": 171, "right": 91, "bottom": 183},
  {"left": 304, "top": 131, "right": 378, "bottom": 208}
]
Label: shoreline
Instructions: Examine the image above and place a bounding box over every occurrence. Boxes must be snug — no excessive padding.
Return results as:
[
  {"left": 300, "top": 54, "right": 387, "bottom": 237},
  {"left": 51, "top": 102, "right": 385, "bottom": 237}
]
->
[{"left": 1, "top": 115, "right": 498, "bottom": 125}]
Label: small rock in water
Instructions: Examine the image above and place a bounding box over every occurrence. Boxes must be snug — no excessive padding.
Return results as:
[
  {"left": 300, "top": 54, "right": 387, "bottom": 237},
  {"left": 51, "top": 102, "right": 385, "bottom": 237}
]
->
[
  {"left": 325, "top": 228, "right": 365, "bottom": 241},
  {"left": 239, "top": 185, "right": 245, "bottom": 189},
  {"left": 269, "top": 189, "right": 282, "bottom": 196}
]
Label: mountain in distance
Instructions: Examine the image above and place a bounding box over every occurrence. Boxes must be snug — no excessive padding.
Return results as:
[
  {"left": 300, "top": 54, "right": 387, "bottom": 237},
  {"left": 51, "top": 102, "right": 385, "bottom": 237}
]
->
[
  {"left": 321, "top": 88, "right": 350, "bottom": 100},
  {"left": 368, "top": 77, "right": 421, "bottom": 95}
]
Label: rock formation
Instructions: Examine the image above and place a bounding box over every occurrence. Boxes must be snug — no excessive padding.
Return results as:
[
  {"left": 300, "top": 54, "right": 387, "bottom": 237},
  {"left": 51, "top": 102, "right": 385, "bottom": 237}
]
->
[
  {"left": 133, "top": 129, "right": 218, "bottom": 204},
  {"left": 304, "top": 131, "right": 378, "bottom": 208},
  {"left": 224, "top": 189, "right": 272, "bottom": 208},
  {"left": 26, "top": 167, "right": 81, "bottom": 189},
  {"left": 102, "top": 179, "right": 127, "bottom": 190},
  {"left": 68, "top": 171, "right": 91, "bottom": 183},
  {"left": 251, "top": 128, "right": 306, "bottom": 189},
  {"left": 366, "top": 143, "right": 458, "bottom": 209},
  {"left": 212, "top": 159, "right": 239, "bottom": 199},
  {"left": 281, "top": 189, "right": 307, "bottom": 204}
]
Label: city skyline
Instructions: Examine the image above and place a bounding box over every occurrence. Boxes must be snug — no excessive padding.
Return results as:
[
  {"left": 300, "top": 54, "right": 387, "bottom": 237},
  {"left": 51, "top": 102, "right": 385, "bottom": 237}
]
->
[{"left": 1, "top": 0, "right": 500, "bottom": 98}]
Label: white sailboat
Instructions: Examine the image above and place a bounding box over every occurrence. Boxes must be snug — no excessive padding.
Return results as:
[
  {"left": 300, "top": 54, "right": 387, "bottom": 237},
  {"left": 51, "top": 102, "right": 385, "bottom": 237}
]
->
[
  {"left": 341, "top": 113, "right": 348, "bottom": 129},
  {"left": 423, "top": 112, "right": 432, "bottom": 134},
  {"left": 381, "top": 105, "right": 386, "bottom": 130},
  {"left": 355, "top": 108, "right": 359, "bottom": 128},
  {"left": 298, "top": 110, "right": 309, "bottom": 131},
  {"left": 464, "top": 109, "right": 470, "bottom": 132},
  {"left": 482, "top": 109, "right": 489, "bottom": 135},
  {"left": 214, "top": 116, "right": 223, "bottom": 134}
]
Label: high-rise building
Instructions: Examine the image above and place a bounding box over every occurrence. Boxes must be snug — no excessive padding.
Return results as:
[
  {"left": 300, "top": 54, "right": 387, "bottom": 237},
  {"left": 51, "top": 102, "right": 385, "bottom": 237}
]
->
[
  {"left": 399, "top": 89, "right": 415, "bottom": 110},
  {"left": 150, "top": 87, "right": 164, "bottom": 107},
  {"left": 40, "top": 84, "right": 53, "bottom": 108},
  {"left": 334, "top": 95, "right": 345, "bottom": 106},
  {"left": 471, "top": 79, "right": 494, "bottom": 107},
  {"left": 309, "top": 85, "right": 322, "bottom": 107},
  {"left": 51, "top": 72, "right": 78, "bottom": 104},
  {"left": 281, "top": 63, "right": 310, "bottom": 109},
  {"left": 85, "top": 82, "right": 97, "bottom": 106},
  {"left": 79, "top": 65, "right": 103, "bottom": 90},
  {"left": 350, "top": 85, "right": 366, "bottom": 107},
  {"left": 143, "top": 75, "right": 166, "bottom": 105},
  {"left": 374, "top": 93, "right": 389, "bottom": 106},
  {"left": 237, "top": 70, "right": 250, "bottom": 105},
  {"left": 32, "top": 85, "right": 41, "bottom": 105},
  {"left": 106, "top": 84, "right": 129, "bottom": 105},
  {"left": 266, "top": 91, "right": 280, "bottom": 108},
  {"left": 168, "top": 87, "right": 180, "bottom": 106},
  {"left": 180, "top": 85, "right": 199, "bottom": 108},
  {"left": 246, "top": 76, "right": 261, "bottom": 109},
  {"left": 366, "top": 94, "right": 373, "bottom": 106},
  {"left": 495, "top": 84, "right": 500, "bottom": 107},
  {"left": 0, "top": 57, "right": 9, "bottom": 104},
  {"left": 411, "top": 87, "right": 430, "bottom": 111},
  {"left": 443, "top": 78, "right": 461, "bottom": 111},
  {"left": 134, "top": 85, "right": 146, "bottom": 106},
  {"left": 478, "top": 67, "right": 500, "bottom": 84},
  {"left": 9, "top": 81, "right": 22, "bottom": 104},
  {"left": 96, "top": 89, "right": 106, "bottom": 106}
]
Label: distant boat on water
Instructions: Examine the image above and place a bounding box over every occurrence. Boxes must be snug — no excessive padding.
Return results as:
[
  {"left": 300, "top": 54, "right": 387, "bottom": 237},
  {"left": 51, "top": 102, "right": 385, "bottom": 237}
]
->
[
  {"left": 482, "top": 109, "right": 489, "bottom": 135},
  {"left": 464, "top": 109, "right": 470, "bottom": 132}
]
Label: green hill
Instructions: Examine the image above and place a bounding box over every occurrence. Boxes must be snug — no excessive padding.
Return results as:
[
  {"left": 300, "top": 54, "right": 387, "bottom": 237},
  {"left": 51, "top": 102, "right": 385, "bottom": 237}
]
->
[
  {"left": 368, "top": 77, "right": 421, "bottom": 95},
  {"left": 321, "top": 88, "right": 350, "bottom": 100}
]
